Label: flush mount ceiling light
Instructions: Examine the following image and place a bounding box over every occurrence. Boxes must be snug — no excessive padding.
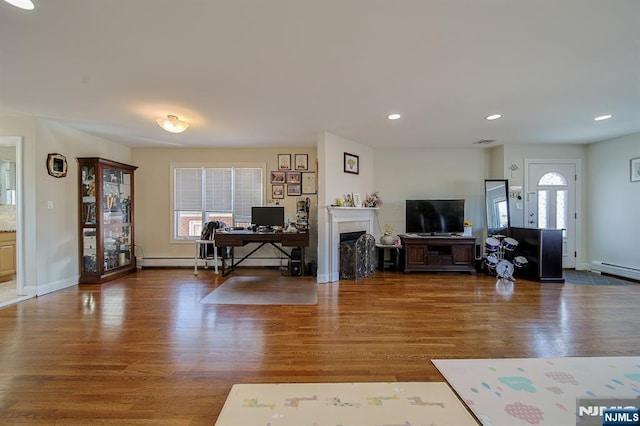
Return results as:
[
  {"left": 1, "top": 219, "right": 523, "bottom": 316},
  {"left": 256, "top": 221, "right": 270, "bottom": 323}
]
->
[
  {"left": 156, "top": 115, "right": 189, "bottom": 133},
  {"left": 594, "top": 114, "right": 612, "bottom": 121},
  {"left": 387, "top": 113, "right": 401, "bottom": 120},
  {"left": 486, "top": 114, "right": 502, "bottom": 121},
  {"left": 3, "top": 0, "right": 35, "bottom": 9}
]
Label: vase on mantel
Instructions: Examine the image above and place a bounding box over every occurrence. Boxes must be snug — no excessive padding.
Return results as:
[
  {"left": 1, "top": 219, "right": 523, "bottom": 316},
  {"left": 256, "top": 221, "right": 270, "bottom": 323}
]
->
[{"left": 380, "top": 233, "right": 395, "bottom": 245}]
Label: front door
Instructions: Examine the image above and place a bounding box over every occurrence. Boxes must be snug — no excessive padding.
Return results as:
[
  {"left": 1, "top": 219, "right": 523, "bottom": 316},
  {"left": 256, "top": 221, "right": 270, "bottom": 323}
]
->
[{"left": 524, "top": 160, "right": 579, "bottom": 269}]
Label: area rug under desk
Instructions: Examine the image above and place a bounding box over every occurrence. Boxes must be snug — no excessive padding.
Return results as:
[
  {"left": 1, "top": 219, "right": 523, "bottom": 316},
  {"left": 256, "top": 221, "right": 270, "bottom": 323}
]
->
[
  {"left": 216, "top": 382, "right": 478, "bottom": 425},
  {"left": 200, "top": 276, "right": 318, "bottom": 305},
  {"left": 433, "top": 356, "right": 640, "bottom": 426}
]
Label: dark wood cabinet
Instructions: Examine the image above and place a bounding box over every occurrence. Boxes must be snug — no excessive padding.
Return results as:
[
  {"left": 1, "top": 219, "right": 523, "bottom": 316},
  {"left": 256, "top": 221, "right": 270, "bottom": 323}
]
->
[
  {"left": 399, "top": 235, "right": 477, "bottom": 274},
  {"left": 509, "top": 227, "right": 564, "bottom": 283},
  {"left": 78, "top": 157, "right": 137, "bottom": 283}
]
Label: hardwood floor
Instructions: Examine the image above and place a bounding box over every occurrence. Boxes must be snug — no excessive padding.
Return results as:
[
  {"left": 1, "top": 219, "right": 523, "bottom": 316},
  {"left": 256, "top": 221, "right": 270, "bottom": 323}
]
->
[
  {"left": 0, "top": 268, "right": 638, "bottom": 424},
  {"left": 0, "top": 280, "right": 18, "bottom": 305}
]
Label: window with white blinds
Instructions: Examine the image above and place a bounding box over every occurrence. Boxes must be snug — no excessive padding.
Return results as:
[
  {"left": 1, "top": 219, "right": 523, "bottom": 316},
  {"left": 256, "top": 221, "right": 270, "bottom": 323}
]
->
[{"left": 173, "top": 165, "right": 263, "bottom": 239}]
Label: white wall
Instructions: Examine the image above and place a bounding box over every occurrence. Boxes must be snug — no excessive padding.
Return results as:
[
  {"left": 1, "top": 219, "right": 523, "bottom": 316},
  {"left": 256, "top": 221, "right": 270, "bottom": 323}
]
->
[
  {"left": 317, "top": 132, "right": 374, "bottom": 282},
  {"left": 587, "top": 133, "right": 640, "bottom": 270},
  {"left": 373, "top": 147, "right": 489, "bottom": 241},
  {"left": 0, "top": 116, "right": 132, "bottom": 296},
  {"left": 34, "top": 119, "right": 131, "bottom": 294},
  {"left": 319, "top": 132, "right": 374, "bottom": 206},
  {"left": 487, "top": 145, "right": 505, "bottom": 179}
]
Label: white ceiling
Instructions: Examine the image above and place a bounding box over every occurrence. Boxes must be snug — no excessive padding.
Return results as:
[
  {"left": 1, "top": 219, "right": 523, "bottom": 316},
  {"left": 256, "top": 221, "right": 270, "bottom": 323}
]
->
[{"left": 1, "top": 0, "right": 639, "bottom": 149}]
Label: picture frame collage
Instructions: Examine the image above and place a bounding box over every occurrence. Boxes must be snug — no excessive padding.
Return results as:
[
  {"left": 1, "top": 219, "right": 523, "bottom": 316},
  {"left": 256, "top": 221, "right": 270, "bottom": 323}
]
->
[{"left": 271, "top": 154, "right": 316, "bottom": 198}]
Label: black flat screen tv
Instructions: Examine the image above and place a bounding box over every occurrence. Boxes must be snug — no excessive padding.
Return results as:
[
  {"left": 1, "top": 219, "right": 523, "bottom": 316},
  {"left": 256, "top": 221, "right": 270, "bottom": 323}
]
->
[
  {"left": 406, "top": 199, "right": 465, "bottom": 235},
  {"left": 251, "top": 206, "right": 285, "bottom": 228}
]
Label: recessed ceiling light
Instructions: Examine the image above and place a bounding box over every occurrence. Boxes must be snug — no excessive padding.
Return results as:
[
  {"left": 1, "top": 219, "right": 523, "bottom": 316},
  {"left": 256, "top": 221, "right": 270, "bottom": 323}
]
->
[
  {"left": 486, "top": 114, "right": 502, "bottom": 121},
  {"left": 387, "top": 113, "right": 401, "bottom": 120},
  {"left": 3, "top": 0, "right": 35, "bottom": 10},
  {"left": 594, "top": 114, "right": 612, "bottom": 121}
]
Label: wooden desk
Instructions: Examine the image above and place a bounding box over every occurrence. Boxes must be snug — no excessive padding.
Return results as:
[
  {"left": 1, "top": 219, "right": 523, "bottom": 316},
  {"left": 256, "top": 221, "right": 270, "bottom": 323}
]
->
[{"left": 214, "top": 230, "right": 309, "bottom": 276}]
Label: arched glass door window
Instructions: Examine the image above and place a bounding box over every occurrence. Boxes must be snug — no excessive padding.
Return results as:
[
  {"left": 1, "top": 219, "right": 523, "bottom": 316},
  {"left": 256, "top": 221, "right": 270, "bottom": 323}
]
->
[{"left": 537, "top": 172, "right": 568, "bottom": 235}]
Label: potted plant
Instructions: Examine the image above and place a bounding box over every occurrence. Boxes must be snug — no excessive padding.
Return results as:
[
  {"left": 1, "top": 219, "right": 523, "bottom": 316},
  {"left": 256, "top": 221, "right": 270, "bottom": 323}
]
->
[
  {"left": 381, "top": 223, "right": 395, "bottom": 245},
  {"left": 464, "top": 219, "right": 473, "bottom": 236}
]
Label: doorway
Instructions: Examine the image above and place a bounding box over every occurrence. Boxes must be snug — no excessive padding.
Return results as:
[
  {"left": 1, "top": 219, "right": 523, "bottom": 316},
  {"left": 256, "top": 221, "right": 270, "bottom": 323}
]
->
[
  {"left": 0, "top": 137, "right": 24, "bottom": 307},
  {"left": 524, "top": 159, "right": 581, "bottom": 269}
]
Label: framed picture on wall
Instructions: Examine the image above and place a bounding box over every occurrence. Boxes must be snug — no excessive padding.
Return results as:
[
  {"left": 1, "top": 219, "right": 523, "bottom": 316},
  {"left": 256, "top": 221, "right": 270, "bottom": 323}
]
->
[
  {"left": 278, "top": 154, "right": 291, "bottom": 170},
  {"left": 301, "top": 172, "right": 316, "bottom": 194},
  {"left": 270, "top": 171, "right": 286, "bottom": 183},
  {"left": 47, "top": 153, "right": 68, "bottom": 178},
  {"left": 295, "top": 154, "right": 308, "bottom": 170},
  {"left": 344, "top": 152, "right": 359, "bottom": 174},
  {"left": 272, "top": 184, "right": 285, "bottom": 199},
  {"left": 286, "top": 171, "right": 301, "bottom": 183},
  {"left": 287, "top": 184, "right": 301, "bottom": 196}
]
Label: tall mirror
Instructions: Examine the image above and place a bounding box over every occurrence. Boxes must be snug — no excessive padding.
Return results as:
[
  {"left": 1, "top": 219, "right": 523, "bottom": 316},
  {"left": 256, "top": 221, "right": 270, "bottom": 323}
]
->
[{"left": 485, "top": 179, "right": 510, "bottom": 236}]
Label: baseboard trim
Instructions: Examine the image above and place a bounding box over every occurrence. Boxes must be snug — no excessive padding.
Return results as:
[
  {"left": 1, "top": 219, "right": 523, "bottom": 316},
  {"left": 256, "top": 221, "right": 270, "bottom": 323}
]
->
[
  {"left": 37, "top": 276, "right": 77, "bottom": 296},
  {"left": 139, "top": 257, "right": 289, "bottom": 269}
]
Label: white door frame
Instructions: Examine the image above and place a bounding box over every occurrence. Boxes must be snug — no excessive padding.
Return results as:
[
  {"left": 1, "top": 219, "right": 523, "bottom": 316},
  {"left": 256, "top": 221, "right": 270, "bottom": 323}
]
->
[
  {"left": 524, "top": 158, "right": 582, "bottom": 270},
  {"left": 0, "top": 136, "right": 25, "bottom": 301}
]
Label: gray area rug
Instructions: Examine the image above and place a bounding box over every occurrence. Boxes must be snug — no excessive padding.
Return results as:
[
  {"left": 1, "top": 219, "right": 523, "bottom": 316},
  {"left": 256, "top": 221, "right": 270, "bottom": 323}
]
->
[
  {"left": 563, "top": 270, "right": 636, "bottom": 285},
  {"left": 200, "top": 276, "right": 318, "bottom": 305}
]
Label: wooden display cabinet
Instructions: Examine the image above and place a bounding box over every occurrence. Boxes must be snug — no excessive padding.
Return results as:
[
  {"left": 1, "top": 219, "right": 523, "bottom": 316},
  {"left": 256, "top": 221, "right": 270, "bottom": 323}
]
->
[{"left": 77, "top": 157, "right": 137, "bottom": 283}]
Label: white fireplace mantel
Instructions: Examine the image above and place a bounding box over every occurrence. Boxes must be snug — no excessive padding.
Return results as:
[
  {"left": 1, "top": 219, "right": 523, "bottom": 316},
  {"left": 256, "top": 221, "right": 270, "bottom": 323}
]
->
[{"left": 326, "top": 207, "right": 378, "bottom": 282}]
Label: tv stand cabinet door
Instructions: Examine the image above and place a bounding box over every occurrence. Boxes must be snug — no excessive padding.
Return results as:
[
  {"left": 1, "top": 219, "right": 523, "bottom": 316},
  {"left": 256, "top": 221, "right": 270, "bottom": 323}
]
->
[
  {"left": 405, "top": 244, "right": 428, "bottom": 268},
  {"left": 452, "top": 244, "right": 473, "bottom": 265}
]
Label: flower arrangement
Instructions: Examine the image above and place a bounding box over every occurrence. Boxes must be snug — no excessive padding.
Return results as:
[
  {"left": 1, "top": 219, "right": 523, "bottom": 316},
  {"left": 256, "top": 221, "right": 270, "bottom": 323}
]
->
[
  {"left": 380, "top": 223, "right": 395, "bottom": 245},
  {"left": 362, "top": 191, "right": 383, "bottom": 207},
  {"left": 464, "top": 219, "right": 473, "bottom": 227}
]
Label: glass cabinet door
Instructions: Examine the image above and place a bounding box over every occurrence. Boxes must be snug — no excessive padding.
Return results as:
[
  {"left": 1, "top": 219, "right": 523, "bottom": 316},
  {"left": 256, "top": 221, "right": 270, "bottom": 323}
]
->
[
  {"left": 81, "top": 165, "right": 97, "bottom": 273},
  {"left": 102, "top": 167, "right": 133, "bottom": 271}
]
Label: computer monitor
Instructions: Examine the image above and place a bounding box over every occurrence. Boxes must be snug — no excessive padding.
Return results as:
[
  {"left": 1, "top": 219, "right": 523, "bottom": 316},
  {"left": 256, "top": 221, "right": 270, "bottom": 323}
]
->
[{"left": 251, "top": 206, "right": 285, "bottom": 228}]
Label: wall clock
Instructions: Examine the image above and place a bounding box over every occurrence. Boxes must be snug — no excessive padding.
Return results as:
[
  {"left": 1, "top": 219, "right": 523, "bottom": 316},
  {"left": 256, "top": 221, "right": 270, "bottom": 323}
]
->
[{"left": 47, "top": 153, "right": 68, "bottom": 178}]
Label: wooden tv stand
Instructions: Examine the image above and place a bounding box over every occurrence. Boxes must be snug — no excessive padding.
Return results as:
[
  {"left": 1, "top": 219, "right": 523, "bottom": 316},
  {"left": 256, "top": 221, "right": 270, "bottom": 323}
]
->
[{"left": 399, "top": 234, "right": 477, "bottom": 274}]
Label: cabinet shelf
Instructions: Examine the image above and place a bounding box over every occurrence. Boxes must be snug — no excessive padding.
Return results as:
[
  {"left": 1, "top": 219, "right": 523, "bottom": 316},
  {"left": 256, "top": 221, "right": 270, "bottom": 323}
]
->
[{"left": 78, "top": 157, "right": 137, "bottom": 283}]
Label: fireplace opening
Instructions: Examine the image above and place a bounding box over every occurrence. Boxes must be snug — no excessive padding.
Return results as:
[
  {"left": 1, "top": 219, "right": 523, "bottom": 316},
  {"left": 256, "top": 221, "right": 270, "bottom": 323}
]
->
[{"left": 340, "top": 231, "right": 366, "bottom": 245}]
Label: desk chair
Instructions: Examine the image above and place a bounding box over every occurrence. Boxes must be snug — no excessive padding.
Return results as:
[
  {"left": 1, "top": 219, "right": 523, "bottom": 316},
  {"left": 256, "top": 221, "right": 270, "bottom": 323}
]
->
[{"left": 194, "top": 221, "right": 228, "bottom": 275}]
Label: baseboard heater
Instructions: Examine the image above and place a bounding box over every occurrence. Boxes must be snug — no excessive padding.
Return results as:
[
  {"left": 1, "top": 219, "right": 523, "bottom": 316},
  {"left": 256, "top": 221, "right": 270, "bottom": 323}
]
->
[{"left": 591, "top": 261, "right": 640, "bottom": 282}]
